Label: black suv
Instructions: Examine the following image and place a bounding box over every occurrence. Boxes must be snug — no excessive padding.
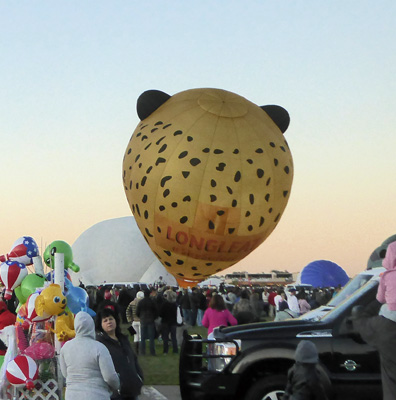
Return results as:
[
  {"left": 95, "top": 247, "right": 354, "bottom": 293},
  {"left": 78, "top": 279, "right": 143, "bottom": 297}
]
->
[{"left": 179, "top": 269, "right": 383, "bottom": 400}]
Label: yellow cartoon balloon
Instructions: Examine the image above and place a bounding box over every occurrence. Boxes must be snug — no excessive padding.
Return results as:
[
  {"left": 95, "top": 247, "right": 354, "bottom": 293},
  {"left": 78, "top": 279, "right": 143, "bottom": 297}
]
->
[{"left": 123, "top": 88, "right": 293, "bottom": 287}]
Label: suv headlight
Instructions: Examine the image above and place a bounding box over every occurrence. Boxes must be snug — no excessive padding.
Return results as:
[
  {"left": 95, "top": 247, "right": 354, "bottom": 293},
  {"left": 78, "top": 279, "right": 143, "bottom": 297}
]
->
[{"left": 207, "top": 340, "right": 241, "bottom": 372}]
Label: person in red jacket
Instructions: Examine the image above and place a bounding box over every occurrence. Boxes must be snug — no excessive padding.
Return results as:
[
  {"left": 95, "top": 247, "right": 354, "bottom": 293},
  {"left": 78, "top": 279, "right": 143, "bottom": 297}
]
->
[
  {"left": 0, "top": 300, "right": 16, "bottom": 368},
  {"left": 268, "top": 288, "right": 277, "bottom": 319}
]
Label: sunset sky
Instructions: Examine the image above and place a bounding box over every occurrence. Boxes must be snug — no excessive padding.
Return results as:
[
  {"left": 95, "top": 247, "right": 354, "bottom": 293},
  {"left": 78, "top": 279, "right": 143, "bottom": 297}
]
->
[{"left": 1, "top": 1, "right": 395, "bottom": 280}]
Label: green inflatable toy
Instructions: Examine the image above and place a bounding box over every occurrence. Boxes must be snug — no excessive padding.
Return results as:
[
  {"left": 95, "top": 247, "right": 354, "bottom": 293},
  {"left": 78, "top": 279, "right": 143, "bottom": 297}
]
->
[{"left": 43, "top": 240, "right": 80, "bottom": 272}]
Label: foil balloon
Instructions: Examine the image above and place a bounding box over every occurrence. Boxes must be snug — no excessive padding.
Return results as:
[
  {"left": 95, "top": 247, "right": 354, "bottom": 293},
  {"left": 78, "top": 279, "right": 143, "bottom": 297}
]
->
[
  {"left": 0, "top": 261, "right": 28, "bottom": 299},
  {"left": 123, "top": 88, "right": 293, "bottom": 287},
  {"left": 6, "top": 355, "right": 39, "bottom": 390},
  {"left": 0, "top": 236, "right": 39, "bottom": 266},
  {"left": 65, "top": 279, "right": 95, "bottom": 316},
  {"left": 24, "top": 342, "right": 55, "bottom": 361},
  {"left": 14, "top": 273, "right": 46, "bottom": 304},
  {"left": 25, "top": 292, "right": 52, "bottom": 324},
  {"left": 43, "top": 240, "right": 80, "bottom": 272}
]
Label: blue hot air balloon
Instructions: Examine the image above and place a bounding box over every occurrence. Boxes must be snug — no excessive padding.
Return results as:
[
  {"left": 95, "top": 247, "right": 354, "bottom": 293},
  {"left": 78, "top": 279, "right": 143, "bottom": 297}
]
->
[{"left": 300, "top": 260, "right": 349, "bottom": 288}]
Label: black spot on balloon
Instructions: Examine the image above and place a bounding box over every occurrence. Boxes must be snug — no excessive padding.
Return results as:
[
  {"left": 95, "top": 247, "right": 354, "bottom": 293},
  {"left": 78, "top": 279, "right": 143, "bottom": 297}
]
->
[
  {"left": 214, "top": 149, "right": 223, "bottom": 154},
  {"left": 274, "top": 213, "right": 281, "bottom": 222},
  {"left": 176, "top": 260, "right": 184, "bottom": 265},
  {"left": 135, "top": 154, "right": 140, "bottom": 162},
  {"left": 132, "top": 204, "right": 135, "bottom": 213},
  {"left": 146, "top": 166, "right": 153, "bottom": 174},
  {"left": 144, "top": 210, "right": 149, "bottom": 219},
  {"left": 179, "top": 151, "right": 188, "bottom": 159},
  {"left": 177, "top": 273, "right": 184, "bottom": 277},
  {"left": 233, "top": 149, "right": 239, "bottom": 154},
  {"left": 144, "top": 143, "right": 152, "bottom": 150},
  {"left": 183, "top": 196, "right": 191, "bottom": 202},
  {"left": 211, "top": 179, "right": 217, "bottom": 187},
  {"left": 269, "top": 208, "right": 273, "bottom": 213},
  {"left": 171, "top": 202, "right": 178, "bottom": 208},
  {"left": 187, "top": 136, "right": 193, "bottom": 142},
  {"left": 226, "top": 186, "right": 233, "bottom": 195},
  {"left": 265, "top": 193, "right": 270, "bottom": 202},
  {"left": 142, "top": 194, "right": 148, "bottom": 203},
  {"left": 232, "top": 199, "right": 237, "bottom": 207},
  {"left": 164, "top": 250, "right": 171, "bottom": 256},
  {"left": 165, "top": 262, "right": 171, "bottom": 267},
  {"left": 257, "top": 169, "right": 264, "bottom": 178},
  {"left": 259, "top": 216, "right": 265, "bottom": 227},
  {"left": 160, "top": 176, "right": 172, "bottom": 187},
  {"left": 163, "top": 124, "right": 172, "bottom": 129},
  {"left": 129, "top": 181, "right": 132, "bottom": 190},
  {"left": 248, "top": 225, "right": 253, "bottom": 231},
  {"left": 234, "top": 171, "right": 241, "bottom": 182},
  {"left": 138, "top": 163, "right": 142, "bottom": 168},
  {"left": 216, "top": 163, "right": 226, "bottom": 171},
  {"left": 156, "top": 136, "right": 166, "bottom": 145},
  {"left": 157, "top": 226, "right": 161, "bottom": 233},
  {"left": 135, "top": 204, "right": 141, "bottom": 216},
  {"left": 158, "top": 144, "right": 167, "bottom": 153},
  {"left": 283, "top": 190, "right": 289, "bottom": 197},
  {"left": 155, "top": 157, "right": 166, "bottom": 166},
  {"left": 151, "top": 128, "right": 158, "bottom": 133},
  {"left": 228, "top": 228, "right": 235, "bottom": 234},
  {"left": 284, "top": 166, "right": 290, "bottom": 174},
  {"left": 182, "top": 171, "right": 190, "bottom": 178},
  {"left": 191, "top": 267, "right": 198, "bottom": 270},
  {"left": 280, "top": 146, "right": 286, "bottom": 152},
  {"left": 141, "top": 135, "right": 148, "bottom": 141},
  {"left": 136, "top": 132, "right": 142, "bottom": 137},
  {"left": 127, "top": 148, "right": 132, "bottom": 154},
  {"left": 246, "top": 159, "right": 253, "bottom": 164},
  {"left": 190, "top": 158, "right": 201, "bottom": 166},
  {"left": 180, "top": 216, "right": 188, "bottom": 223},
  {"left": 249, "top": 194, "right": 254, "bottom": 204},
  {"left": 269, "top": 142, "right": 275, "bottom": 147},
  {"left": 174, "top": 130, "right": 183, "bottom": 136},
  {"left": 135, "top": 182, "right": 139, "bottom": 189},
  {"left": 206, "top": 262, "right": 213, "bottom": 266},
  {"left": 256, "top": 148, "right": 263, "bottom": 153},
  {"left": 217, "top": 210, "right": 225, "bottom": 216},
  {"left": 266, "top": 178, "right": 271, "bottom": 186},
  {"left": 141, "top": 176, "right": 147, "bottom": 186},
  {"left": 274, "top": 159, "right": 279, "bottom": 166},
  {"left": 155, "top": 121, "right": 163, "bottom": 126},
  {"left": 193, "top": 273, "right": 202, "bottom": 276},
  {"left": 210, "top": 195, "right": 217, "bottom": 202},
  {"left": 245, "top": 211, "right": 251, "bottom": 217},
  {"left": 202, "top": 148, "right": 210, "bottom": 153},
  {"left": 209, "top": 221, "right": 215, "bottom": 230},
  {"left": 159, "top": 205, "right": 165, "bottom": 211},
  {"left": 145, "top": 228, "right": 153, "bottom": 237},
  {"left": 163, "top": 189, "right": 170, "bottom": 198}
]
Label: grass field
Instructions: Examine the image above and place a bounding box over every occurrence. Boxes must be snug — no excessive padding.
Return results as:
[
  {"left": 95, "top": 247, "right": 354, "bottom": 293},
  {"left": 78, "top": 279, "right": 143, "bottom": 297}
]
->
[{"left": 122, "top": 324, "right": 208, "bottom": 385}]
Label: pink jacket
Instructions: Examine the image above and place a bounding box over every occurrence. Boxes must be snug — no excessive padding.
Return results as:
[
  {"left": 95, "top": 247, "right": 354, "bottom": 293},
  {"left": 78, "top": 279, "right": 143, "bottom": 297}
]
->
[
  {"left": 377, "top": 242, "right": 396, "bottom": 310},
  {"left": 202, "top": 307, "right": 238, "bottom": 334}
]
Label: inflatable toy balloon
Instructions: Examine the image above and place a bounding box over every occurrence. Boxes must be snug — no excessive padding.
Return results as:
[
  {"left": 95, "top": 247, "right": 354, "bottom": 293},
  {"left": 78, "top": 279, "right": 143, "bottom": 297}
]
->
[
  {"left": 25, "top": 292, "right": 51, "bottom": 324},
  {"left": 35, "top": 284, "right": 67, "bottom": 317},
  {"left": 43, "top": 240, "right": 80, "bottom": 272},
  {"left": 6, "top": 354, "right": 38, "bottom": 390},
  {"left": 0, "top": 236, "right": 39, "bottom": 266},
  {"left": 14, "top": 273, "right": 46, "bottom": 304},
  {"left": 0, "top": 261, "right": 28, "bottom": 299},
  {"left": 123, "top": 88, "right": 294, "bottom": 287},
  {"left": 65, "top": 279, "right": 95, "bottom": 316},
  {"left": 300, "top": 260, "right": 349, "bottom": 288},
  {"left": 24, "top": 342, "right": 55, "bottom": 361}
]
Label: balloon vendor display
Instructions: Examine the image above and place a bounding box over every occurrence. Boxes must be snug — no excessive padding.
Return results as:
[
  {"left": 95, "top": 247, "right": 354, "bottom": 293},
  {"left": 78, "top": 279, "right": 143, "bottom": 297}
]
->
[
  {"left": 0, "top": 236, "right": 39, "bottom": 266},
  {"left": 123, "top": 88, "right": 294, "bottom": 287},
  {"left": 0, "top": 237, "right": 89, "bottom": 396},
  {"left": 0, "top": 261, "right": 28, "bottom": 300}
]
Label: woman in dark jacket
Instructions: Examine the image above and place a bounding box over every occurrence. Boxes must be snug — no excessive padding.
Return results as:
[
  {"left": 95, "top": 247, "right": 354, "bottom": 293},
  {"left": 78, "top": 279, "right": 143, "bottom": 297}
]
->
[{"left": 96, "top": 308, "right": 143, "bottom": 400}]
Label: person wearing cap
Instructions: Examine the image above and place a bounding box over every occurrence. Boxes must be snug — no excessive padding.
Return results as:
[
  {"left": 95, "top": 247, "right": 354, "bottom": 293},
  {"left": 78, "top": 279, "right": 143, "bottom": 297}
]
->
[
  {"left": 283, "top": 340, "right": 329, "bottom": 400},
  {"left": 126, "top": 291, "right": 145, "bottom": 354},
  {"left": 287, "top": 288, "right": 301, "bottom": 316}
]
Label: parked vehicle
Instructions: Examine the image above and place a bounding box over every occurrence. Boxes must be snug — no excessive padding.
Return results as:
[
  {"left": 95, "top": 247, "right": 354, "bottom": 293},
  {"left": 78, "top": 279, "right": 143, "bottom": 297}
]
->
[{"left": 179, "top": 268, "right": 384, "bottom": 400}]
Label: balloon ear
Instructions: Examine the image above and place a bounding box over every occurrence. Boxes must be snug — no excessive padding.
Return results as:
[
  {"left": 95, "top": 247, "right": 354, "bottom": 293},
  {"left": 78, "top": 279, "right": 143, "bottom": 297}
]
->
[
  {"left": 35, "top": 296, "right": 45, "bottom": 316},
  {"left": 260, "top": 105, "right": 290, "bottom": 134},
  {"left": 137, "top": 90, "right": 171, "bottom": 120}
]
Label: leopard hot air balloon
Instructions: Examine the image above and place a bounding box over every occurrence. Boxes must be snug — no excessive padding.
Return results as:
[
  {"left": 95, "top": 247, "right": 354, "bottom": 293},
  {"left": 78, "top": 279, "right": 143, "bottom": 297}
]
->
[{"left": 123, "top": 88, "right": 293, "bottom": 287}]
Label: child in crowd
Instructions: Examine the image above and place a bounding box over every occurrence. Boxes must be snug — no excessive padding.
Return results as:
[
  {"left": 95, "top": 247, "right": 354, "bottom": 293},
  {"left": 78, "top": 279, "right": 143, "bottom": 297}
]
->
[{"left": 282, "top": 340, "right": 328, "bottom": 400}]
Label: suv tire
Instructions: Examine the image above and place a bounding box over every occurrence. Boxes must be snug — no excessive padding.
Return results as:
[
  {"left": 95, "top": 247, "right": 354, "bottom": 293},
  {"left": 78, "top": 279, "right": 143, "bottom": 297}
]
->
[{"left": 244, "top": 374, "right": 286, "bottom": 400}]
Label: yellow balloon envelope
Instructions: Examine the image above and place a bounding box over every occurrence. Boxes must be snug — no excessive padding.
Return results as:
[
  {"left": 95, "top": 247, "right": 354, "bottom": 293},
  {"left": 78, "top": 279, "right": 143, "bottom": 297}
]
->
[{"left": 123, "top": 88, "right": 293, "bottom": 287}]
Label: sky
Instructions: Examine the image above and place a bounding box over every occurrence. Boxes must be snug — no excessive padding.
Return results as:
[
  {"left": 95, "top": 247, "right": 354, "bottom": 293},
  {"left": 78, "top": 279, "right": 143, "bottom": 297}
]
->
[{"left": 1, "top": 1, "right": 396, "bottom": 280}]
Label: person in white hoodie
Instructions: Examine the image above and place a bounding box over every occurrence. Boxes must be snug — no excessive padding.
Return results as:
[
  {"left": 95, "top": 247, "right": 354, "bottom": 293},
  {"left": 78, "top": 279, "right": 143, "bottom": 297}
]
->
[{"left": 60, "top": 311, "right": 120, "bottom": 400}]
